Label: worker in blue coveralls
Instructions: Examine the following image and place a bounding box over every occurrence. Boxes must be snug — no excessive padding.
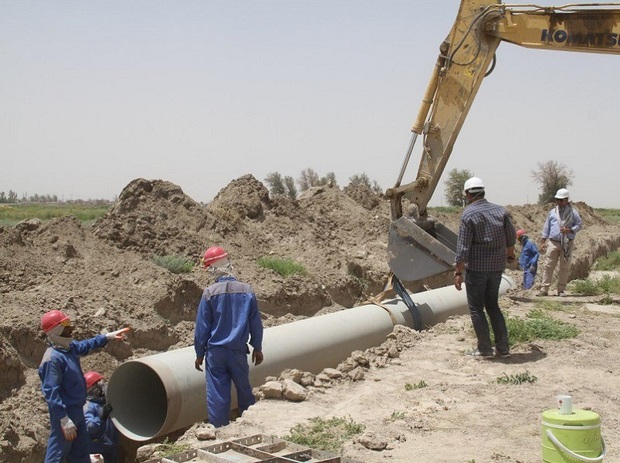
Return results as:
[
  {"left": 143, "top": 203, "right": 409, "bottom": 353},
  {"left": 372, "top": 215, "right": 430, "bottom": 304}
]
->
[
  {"left": 516, "top": 229, "right": 539, "bottom": 290},
  {"left": 38, "top": 309, "right": 129, "bottom": 463},
  {"left": 194, "top": 246, "right": 264, "bottom": 428},
  {"left": 83, "top": 371, "right": 119, "bottom": 463}
]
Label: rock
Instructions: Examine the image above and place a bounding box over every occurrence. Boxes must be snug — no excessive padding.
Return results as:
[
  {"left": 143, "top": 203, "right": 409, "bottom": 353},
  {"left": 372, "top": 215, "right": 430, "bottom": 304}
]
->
[
  {"left": 195, "top": 423, "right": 216, "bottom": 440},
  {"left": 282, "top": 379, "right": 308, "bottom": 402},
  {"left": 351, "top": 351, "right": 370, "bottom": 367},
  {"left": 135, "top": 444, "right": 158, "bottom": 462},
  {"left": 260, "top": 381, "right": 284, "bottom": 399},
  {"left": 322, "top": 368, "right": 343, "bottom": 379},
  {"left": 358, "top": 432, "right": 388, "bottom": 451},
  {"left": 279, "top": 368, "right": 303, "bottom": 384}
]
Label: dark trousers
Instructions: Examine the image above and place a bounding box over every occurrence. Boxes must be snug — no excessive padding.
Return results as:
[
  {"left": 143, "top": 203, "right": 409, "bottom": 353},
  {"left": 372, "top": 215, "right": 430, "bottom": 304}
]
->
[{"left": 465, "top": 270, "right": 509, "bottom": 355}]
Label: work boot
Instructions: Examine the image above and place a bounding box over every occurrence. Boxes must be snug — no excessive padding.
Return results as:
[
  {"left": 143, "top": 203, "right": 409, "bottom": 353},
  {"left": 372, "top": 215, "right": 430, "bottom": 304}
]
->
[
  {"left": 536, "top": 289, "right": 548, "bottom": 297},
  {"left": 557, "top": 291, "right": 566, "bottom": 297}
]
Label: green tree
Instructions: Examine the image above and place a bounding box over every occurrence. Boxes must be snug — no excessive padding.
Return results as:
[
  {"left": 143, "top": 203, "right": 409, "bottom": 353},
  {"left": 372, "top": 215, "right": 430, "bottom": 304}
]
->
[
  {"left": 323, "top": 172, "right": 338, "bottom": 188},
  {"left": 531, "top": 161, "right": 574, "bottom": 204},
  {"left": 297, "top": 169, "right": 338, "bottom": 191},
  {"left": 444, "top": 168, "right": 474, "bottom": 207},
  {"left": 265, "top": 172, "right": 298, "bottom": 200},
  {"left": 283, "top": 176, "right": 297, "bottom": 200},
  {"left": 265, "top": 172, "right": 286, "bottom": 196},
  {"left": 348, "top": 173, "right": 382, "bottom": 194},
  {"left": 297, "top": 168, "right": 321, "bottom": 191}
]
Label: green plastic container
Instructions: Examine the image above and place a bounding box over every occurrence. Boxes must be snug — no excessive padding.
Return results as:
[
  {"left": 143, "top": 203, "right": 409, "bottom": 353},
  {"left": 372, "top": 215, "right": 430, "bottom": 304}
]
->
[{"left": 541, "top": 409, "right": 605, "bottom": 462}]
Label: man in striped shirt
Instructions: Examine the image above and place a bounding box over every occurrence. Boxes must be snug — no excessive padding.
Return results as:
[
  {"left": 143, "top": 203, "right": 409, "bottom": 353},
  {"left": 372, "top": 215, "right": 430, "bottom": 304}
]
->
[{"left": 454, "top": 177, "right": 516, "bottom": 359}]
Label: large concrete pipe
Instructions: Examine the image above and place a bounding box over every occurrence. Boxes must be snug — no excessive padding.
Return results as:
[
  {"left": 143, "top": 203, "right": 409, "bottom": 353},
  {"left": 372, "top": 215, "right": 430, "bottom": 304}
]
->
[{"left": 108, "top": 275, "right": 515, "bottom": 441}]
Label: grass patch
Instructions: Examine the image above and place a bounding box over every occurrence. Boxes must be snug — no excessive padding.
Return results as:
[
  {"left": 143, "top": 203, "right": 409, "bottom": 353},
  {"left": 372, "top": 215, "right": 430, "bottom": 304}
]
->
[
  {"left": 405, "top": 380, "right": 427, "bottom": 391},
  {"left": 155, "top": 438, "right": 192, "bottom": 457},
  {"left": 506, "top": 309, "right": 579, "bottom": 344},
  {"left": 535, "top": 299, "right": 568, "bottom": 312},
  {"left": 0, "top": 203, "right": 112, "bottom": 226},
  {"left": 496, "top": 370, "right": 538, "bottom": 385},
  {"left": 390, "top": 410, "right": 406, "bottom": 421},
  {"left": 282, "top": 416, "right": 365, "bottom": 454},
  {"left": 595, "top": 208, "right": 620, "bottom": 224},
  {"left": 257, "top": 256, "right": 307, "bottom": 277},
  {"left": 152, "top": 255, "right": 194, "bottom": 274},
  {"left": 570, "top": 274, "right": 620, "bottom": 296},
  {"left": 593, "top": 250, "right": 620, "bottom": 271}
]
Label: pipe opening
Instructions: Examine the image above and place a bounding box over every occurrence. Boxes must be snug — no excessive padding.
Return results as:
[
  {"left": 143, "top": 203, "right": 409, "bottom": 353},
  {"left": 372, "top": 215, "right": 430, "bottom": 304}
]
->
[{"left": 108, "top": 361, "right": 168, "bottom": 441}]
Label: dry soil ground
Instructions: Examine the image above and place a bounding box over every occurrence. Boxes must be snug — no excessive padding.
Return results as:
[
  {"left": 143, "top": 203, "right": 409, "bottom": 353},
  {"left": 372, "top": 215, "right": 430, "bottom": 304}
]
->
[{"left": 1, "top": 175, "right": 619, "bottom": 463}]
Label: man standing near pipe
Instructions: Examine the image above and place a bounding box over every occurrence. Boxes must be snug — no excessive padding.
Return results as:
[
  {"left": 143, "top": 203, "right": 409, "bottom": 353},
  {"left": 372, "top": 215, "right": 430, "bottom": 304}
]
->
[
  {"left": 194, "top": 246, "right": 264, "bottom": 428},
  {"left": 454, "top": 177, "right": 516, "bottom": 359}
]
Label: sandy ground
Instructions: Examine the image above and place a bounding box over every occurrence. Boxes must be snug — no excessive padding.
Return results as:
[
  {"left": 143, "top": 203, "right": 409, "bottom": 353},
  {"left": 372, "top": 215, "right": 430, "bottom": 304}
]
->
[
  {"left": 183, "top": 288, "right": 620, "bottom": 463},
  {"left": 1, "top": 176, "right": 620, "bottom": 462}
]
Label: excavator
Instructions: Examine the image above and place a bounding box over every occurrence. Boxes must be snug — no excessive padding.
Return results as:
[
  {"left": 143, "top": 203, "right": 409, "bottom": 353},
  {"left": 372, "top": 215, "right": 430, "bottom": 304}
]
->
[{"left": 387, "top": 0, "right": 620, "bottom": 283}]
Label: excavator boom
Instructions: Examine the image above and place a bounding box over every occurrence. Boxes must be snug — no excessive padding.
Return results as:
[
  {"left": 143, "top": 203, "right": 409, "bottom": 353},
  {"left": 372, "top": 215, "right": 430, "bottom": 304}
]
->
[{"left": 387, "top": 1, "right": 620, "bottom": 282}]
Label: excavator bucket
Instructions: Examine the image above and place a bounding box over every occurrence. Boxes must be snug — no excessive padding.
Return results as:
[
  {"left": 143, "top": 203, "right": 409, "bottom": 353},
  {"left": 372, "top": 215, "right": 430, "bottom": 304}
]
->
[{"left": 388, "top": 217, "right": 458, "bottom": 282}]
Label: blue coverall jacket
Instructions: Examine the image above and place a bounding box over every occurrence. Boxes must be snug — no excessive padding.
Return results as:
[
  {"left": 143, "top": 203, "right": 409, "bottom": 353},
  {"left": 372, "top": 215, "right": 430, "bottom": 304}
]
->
[
  {"left": 518, "top": 237, "right": 539, "bottom": 289},
  {"left": 84, "top": 396, "right": 119, "bottom": 463},
  {"left": 194, "top": 276, "right": 264, "bottom": 427},
  {"left": 38, "top": 334, "right": 108, "bottom": 463}
]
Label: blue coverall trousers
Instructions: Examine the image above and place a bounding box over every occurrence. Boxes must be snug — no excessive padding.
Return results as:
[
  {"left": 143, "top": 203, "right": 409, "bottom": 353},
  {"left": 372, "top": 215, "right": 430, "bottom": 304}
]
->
[
  {"left": 206, "top": 346, "right": 255, "bottom": 427},
  {"left": 45, "top": 405, "right": 90, "bottom": 463}
]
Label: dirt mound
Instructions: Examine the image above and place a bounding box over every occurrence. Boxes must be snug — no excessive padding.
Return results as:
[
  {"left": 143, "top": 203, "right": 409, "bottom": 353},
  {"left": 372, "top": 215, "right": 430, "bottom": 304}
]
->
[{"left": 0, "top": 175, "right": 619, "bottom": 462}]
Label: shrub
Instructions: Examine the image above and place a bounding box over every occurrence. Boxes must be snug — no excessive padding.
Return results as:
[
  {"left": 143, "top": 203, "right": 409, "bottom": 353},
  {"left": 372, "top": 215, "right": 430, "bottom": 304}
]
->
[
  {"left": 155, "top": 438, "right": 192, "bottom": 457},
  {"left": 257, "top": 257, "right": 307, "bottom": 277},
  {"left": 152, "top": 255, "right": 194, "bottom": 274},
  {"left": 505, "top": 309, "right": 579, "bottom": 344},
  {"left": 496, "top": 370, "right": 538, "bottom": 385},
  {"left": 594, "top": 250, "right": 620, "bottom": 271},
  {"left": 283, "top": 416, "right": 365, "bottom": 454},
  {"left": 405, "top": 380, "right": 427, "bottom": 391},
  {"left": 571, "top": 275, "right": 620, "bottom": 296}
]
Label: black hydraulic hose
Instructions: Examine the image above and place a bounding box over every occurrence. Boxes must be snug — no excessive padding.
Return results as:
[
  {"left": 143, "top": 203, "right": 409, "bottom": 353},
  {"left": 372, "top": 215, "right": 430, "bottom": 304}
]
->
[{"left": 392, "top": 275, "right": 423, "bottom": 331}]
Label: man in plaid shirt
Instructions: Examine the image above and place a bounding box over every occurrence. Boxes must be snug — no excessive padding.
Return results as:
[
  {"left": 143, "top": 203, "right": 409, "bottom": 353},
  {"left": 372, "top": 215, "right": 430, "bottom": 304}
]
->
[{"left": 454, "top": 177, "right": 516, "bottom": 359}]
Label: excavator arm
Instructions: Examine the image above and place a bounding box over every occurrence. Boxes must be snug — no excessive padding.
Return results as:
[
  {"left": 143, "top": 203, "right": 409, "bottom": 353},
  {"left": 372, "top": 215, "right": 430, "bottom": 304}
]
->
[{"left": 387, "top": 1, "right": 620, "bottom": 282}]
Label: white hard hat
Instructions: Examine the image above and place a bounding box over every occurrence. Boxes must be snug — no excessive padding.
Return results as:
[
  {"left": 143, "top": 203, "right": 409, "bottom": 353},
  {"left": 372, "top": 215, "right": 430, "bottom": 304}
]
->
[
  {"left": 463, "top": 177, "right": 485, "bottom": 194},
  {"left": 554, "top": 188, "right": 569, "bottom": 199}
]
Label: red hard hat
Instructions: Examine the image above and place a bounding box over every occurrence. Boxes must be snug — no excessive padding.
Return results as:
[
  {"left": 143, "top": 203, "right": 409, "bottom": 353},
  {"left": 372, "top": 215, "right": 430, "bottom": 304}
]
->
[
  {"left": 202, "top": 246, "right": 228, "bottom": 268},
  {"left": 516, "top": 229, "right": 527, "bottom": 239},
  {"left": 41, "top": 310, "right": 71, "bottom": 333},
  {"left": 84, "top": 371, "right": 104, "bottom": 389}
]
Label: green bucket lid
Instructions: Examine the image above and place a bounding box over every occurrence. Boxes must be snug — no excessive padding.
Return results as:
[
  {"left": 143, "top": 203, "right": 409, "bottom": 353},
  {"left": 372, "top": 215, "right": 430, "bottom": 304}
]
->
[{"left": 542, "top": 409, "right": 600, "bottom": 426}]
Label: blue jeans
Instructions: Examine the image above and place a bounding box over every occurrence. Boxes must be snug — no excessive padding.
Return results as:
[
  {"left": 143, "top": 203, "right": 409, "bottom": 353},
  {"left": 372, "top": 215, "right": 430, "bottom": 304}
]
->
[{"left": 465, "top": 270, "right": 509, "bottom": 355}]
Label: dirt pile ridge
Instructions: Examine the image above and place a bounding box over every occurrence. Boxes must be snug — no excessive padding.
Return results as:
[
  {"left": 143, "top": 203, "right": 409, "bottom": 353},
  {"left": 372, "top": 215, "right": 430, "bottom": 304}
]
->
[{"left": 0, "top": 175, "right": 619, "bottom": 462}]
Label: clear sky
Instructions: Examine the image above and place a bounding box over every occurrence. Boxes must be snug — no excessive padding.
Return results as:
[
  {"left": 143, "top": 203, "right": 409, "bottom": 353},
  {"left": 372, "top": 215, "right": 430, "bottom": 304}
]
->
[{"left": 2, "top": 1, "right": 618, "bottom": 207}]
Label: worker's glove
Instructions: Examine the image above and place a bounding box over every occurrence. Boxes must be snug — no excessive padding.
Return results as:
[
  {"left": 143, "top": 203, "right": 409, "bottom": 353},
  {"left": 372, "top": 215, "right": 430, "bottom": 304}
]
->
[
  {"left": 106, "top": 327, "right": 130, "bottom": 340},
  {"left": 102, "top": 403, "right": 113, "bottom": 419},
  {"left": 60, "top": 416, "right": 77, "bottom": 441}
]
